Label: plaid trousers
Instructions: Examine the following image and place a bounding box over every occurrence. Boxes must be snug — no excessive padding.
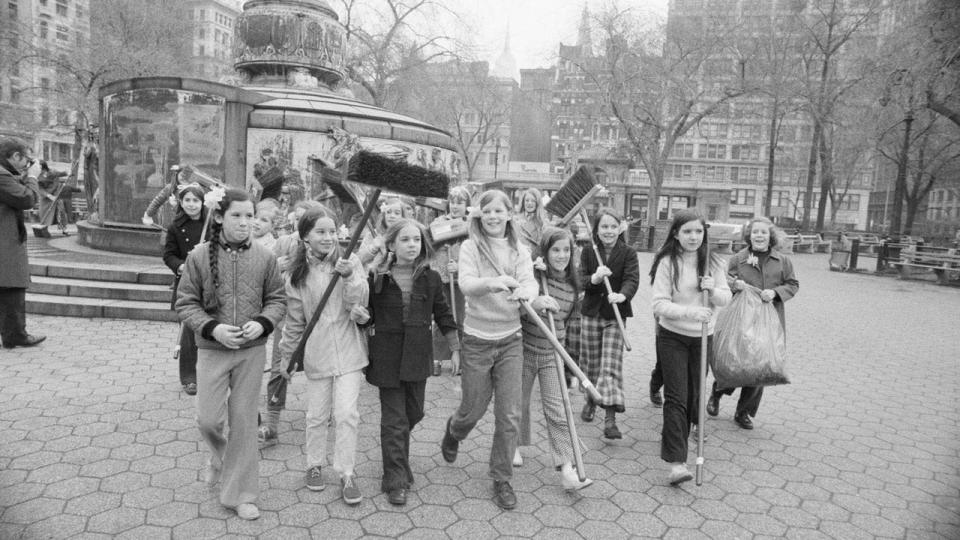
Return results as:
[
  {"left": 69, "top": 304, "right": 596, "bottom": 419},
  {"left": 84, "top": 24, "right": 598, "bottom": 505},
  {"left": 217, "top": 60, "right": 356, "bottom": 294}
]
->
[{"left": 579, "top": 315, "right": 626, "bottom": 412}]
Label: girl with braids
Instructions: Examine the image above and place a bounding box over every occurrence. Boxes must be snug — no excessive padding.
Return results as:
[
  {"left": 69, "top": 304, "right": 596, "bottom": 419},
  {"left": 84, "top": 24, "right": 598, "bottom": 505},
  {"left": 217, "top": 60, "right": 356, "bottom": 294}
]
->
[
  {"left": 516, "top": 227, "right": 593, "bottom": 491},
  {"left": 514, "top": 187, "right": 547, "bottom": 260},
  {"left": 278, "top": 206, "right": 369, "bottom": 505},
  {"left": 439, "top": 189, "right": 537, "bottom": 511},
  {"left": 364, "top": 219, "right": 459, "bottom": 506},
  {"left": 175, "top": 188, "right": 286, "bottom": 520},
  {"left": 649, "top": 209, "right": 730, "bottom": 486},
  {"left": 162, "top": 183, "right": 207, "bottom": 396}
]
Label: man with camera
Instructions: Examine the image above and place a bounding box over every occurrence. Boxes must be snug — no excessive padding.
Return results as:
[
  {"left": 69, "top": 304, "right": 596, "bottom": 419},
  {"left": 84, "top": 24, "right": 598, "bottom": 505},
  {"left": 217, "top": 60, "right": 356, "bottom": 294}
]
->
[{"left": 0, "top": 138, "right": 47, "bottom": 348}]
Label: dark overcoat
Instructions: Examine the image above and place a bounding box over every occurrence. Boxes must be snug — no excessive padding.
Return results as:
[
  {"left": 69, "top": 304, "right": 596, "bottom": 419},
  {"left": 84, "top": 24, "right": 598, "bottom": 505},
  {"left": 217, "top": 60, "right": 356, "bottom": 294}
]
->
[
  {"left": 365, "top": 268, "right": 457, "bottom": 387},
  {"left": 0, "top": 166, "right": 39, "bottom": 288},
  {"left": 726, "top": 248, "right": 799, "bottom": 330},
  {"left": 579, "top": 239, "right": 640, "bottom": 320}
]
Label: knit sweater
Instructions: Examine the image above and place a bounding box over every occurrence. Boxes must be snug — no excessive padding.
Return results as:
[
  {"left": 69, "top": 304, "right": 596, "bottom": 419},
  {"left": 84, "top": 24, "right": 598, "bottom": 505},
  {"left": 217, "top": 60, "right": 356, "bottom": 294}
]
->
[
  {"left": 651, "top": 251, "right": 732, "bottom": 337},
  {"left": 521, "top": 275, "right": 576, "bottom": 354},
  {"left": 458, "top": 236, "right": 538, "bottom": 340}
]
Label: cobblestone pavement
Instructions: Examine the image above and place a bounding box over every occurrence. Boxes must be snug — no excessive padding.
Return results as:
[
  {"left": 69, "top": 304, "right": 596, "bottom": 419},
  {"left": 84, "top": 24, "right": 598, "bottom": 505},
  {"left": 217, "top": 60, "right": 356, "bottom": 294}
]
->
[{"left": 1, "top": 253, "right": 958, "bottom": 539}]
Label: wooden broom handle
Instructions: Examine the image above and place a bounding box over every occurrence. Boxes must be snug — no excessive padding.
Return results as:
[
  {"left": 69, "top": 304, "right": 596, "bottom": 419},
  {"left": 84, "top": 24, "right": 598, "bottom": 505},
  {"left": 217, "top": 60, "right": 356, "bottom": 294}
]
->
[{"left": 581, "top": 210, "right": 632, "bottom": 351}]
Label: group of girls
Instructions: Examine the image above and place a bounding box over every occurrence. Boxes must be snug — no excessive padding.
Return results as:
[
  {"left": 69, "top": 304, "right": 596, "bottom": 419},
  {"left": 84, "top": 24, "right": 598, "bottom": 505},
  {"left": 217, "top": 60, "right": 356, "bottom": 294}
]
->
[{"left": 173, "top": 181, "right": 795, "bottom": 521}]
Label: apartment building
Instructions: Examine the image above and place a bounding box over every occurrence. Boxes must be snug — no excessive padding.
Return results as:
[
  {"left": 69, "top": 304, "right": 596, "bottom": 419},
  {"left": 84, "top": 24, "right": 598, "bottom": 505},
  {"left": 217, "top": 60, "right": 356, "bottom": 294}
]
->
[{"left": 188, "top": 0, "right": 241, "bottom": 81}]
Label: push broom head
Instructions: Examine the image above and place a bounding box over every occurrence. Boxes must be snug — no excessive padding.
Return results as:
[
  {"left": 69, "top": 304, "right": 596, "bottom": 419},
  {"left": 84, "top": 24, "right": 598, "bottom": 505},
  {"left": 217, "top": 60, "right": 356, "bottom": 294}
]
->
[
  {"left": 544, "top": 165, "right": 604, "bottom": 226},
  {"left": 348, "top": 151, "right": 450, "bottom": 200}
]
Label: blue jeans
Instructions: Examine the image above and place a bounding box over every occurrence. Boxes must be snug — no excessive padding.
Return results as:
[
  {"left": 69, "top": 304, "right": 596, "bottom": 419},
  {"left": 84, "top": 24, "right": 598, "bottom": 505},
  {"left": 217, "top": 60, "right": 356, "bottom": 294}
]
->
[{"left": 448, "top": 331, "right": 523, "bottom": 482}]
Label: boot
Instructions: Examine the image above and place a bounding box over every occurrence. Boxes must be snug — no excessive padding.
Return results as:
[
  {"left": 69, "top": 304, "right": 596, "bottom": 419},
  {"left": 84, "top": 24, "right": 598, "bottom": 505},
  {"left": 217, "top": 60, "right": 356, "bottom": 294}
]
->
[{"left": 603, "top": 410, "right": 622, "bottom": 440}]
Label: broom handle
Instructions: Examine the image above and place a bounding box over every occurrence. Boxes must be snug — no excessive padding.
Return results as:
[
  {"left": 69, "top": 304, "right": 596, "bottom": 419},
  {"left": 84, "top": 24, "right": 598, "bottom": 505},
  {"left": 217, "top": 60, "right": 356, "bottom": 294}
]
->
[
  {"left": 448, "top": 248, "right": 457, "bottom": 323},
  {"left": 519, "top": 301, "right": 601, "bottom": 403},
  {"left": 580, "top": 210, "right": 632, "bottom": 351},
  {"left": 696, "top": 288, "right": 708, "bottom": 486},
  {"left": 541, "top": 275, "right": 588, "bottom": 482},
  {"left": 288, "top": 189, "right": 382, "bottom": 373}
]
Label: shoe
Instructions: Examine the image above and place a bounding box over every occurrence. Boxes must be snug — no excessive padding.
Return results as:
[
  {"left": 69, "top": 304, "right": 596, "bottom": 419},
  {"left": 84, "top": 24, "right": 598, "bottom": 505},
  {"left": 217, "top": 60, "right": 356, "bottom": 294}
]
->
[
  {"left": 580, "top": 401, "right": 595, "bottom": 422},
  {"left": 235, "top": 503, "right": 260, "bottom": 520},
  {"left": 440, "top": 418, "right": 459, "bottom": 463},
  {"left": 493, "top": 480, "right": 517, "bottom": 510},
  {"left": 649, "top": 381, "right": 663, "bottom": 407},
  {"left": 603, "top": 419, "right": 622, "bottom": 440},
  {"left": 258, "top": 425, "right": 278, "bottom": 448},
  {"left": 512, "top": 449, "right": 523, "bottom": 467},
  {"left": 183, "top": 382, "right": 197, "bottom": 396},
  {"left": 690, "top": 424, "right": 707, "bottom": 442},
  {"left": 341, "top": 475, "right": 362, "bottom": 505},
  {"left": 668, "top": 463, "right": 694, "bottom": 486},
  {"left": 306, "top": 466, "right": 324, "bottom": 491},
  {"left": 706, "top": 393, "right": 720, "bottom": 417},
  {"left": 2, "top": 334, "right": 46, "bottom": 349},
  {"left": 560, "top": 463, "right": 593, "bottom": 492},
  {"left": 205, "top": 458, "right": 221, "bottom": 486},
  {"left": 735, "top": 412, "right": 754, "bottom": 430},
  {"left": 387, "top": 488, "right": 407, "bottom": 506}
]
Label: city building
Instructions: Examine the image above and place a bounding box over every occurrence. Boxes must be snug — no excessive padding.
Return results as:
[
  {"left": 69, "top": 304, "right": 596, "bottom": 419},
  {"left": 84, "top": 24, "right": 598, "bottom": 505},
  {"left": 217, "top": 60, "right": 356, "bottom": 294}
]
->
[{"left": 187, "top": 0, "right": 242, "bottom": 82}]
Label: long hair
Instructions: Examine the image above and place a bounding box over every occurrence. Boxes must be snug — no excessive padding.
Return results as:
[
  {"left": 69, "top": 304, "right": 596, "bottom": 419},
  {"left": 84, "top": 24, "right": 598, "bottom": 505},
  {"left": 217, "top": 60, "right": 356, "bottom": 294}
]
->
[
  {"left": 591, "top": 207, "right": 627, "bottom": 257},
  {"left": 206, "top": 188, "right": 252, "bottom": 309},
  {"left": 742, "top": 216, "right": 781, "bottom": 250},
  {"left": 537, "top": 226, "right": 579, "bottom": 297},
  {"left": 289, "top": 205, "right": 340, "bottom": 289},
  {"left": 374, "top": 218, "right": 434, "bottom": 290},
  {"left": 468, "top": 189, "right": 520, "bottom": 273},
  {"left": 448, "top": 185, "right": 471, "bottom": 208},
  {"left": 174, "top": 184, "right": 206, "bottom": 222},
  {"left": 376, "top": 196, "right": 413, "bottom": 235},
  {"left": 648, "top": 209, "right": 717, "bottom": 291},
  {"left": 517, "top": 187, "right": 546, "bottom": 226}
]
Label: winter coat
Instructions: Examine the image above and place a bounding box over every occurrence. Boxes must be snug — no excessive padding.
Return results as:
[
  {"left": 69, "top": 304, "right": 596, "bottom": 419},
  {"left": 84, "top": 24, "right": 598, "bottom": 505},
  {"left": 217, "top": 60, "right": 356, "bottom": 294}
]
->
[
  {"left": 162, "top": 213, "right": 207, "bottom": 309},
  {"left": 175, "top": 239, "right": 286, "bottom": 350},
  {"left": 727, "top": 248, "right": 799, "bottom": 329},
  {"left": 365, "top": 268, "right": 457, "bottom": 387},
  {"left": 579, "top": 240, "right": 640, "bottom": 320},
  {"left": 0, "top": 164, "right": 39, "bottom": 288}
]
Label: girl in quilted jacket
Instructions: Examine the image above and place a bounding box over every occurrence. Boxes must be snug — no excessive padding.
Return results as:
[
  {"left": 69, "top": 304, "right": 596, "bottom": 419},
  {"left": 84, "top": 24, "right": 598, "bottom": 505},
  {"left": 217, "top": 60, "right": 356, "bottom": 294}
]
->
[
  {"left": 175, "top": 188, "right": 286, "bottom": 521},
  {"left": 278, "top": 206, "right": 369, "bottom": 506}
]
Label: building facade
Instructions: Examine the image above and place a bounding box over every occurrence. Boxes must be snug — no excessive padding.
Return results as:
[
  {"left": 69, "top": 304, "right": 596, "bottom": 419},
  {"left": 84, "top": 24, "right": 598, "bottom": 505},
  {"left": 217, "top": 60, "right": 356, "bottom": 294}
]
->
[{"left": 187, "top": 0, "right": 241, "bottom": 82}]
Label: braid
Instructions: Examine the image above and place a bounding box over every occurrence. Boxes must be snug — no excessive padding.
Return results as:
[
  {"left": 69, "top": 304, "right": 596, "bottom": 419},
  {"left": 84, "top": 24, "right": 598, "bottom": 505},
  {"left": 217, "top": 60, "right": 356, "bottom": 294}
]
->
[
  {"left": 289, "top": 240, "right": 309, "bottom": 289},
  {"left": 207, "top": 220, "right": 222, "bottom": 310}
]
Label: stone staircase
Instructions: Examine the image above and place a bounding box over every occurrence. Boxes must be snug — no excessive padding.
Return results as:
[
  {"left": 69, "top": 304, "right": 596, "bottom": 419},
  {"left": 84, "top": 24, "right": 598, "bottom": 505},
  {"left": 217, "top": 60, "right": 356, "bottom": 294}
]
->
[{"left": 25, "top": 232, "right": 178, "bottom": 322}]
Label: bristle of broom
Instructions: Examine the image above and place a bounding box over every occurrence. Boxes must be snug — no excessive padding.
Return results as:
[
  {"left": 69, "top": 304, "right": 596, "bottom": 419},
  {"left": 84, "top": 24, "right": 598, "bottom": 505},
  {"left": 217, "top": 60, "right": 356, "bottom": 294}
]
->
[
  {"left": 348, "top": 151, "right": 450, "bottom": 199},
  {"left": 545, "top": 166, "right": 599, "bottom": 218}
]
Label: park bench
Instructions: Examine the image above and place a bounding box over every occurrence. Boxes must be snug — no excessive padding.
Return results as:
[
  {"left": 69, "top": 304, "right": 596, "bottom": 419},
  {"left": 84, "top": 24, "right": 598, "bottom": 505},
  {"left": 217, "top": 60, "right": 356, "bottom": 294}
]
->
[
  {"left": 890, "top": 246, "right": 960, "bottom": 285},
  {"left": 788, "top": 234, "right": 821, "bottom": 253}
]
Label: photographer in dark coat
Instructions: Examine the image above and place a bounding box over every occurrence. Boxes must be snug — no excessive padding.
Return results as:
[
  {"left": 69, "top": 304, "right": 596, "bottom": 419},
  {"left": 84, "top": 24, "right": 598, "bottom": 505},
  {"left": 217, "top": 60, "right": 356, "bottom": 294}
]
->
[{"left": 0, "top": 139, "right": 46, "bottom": 348}]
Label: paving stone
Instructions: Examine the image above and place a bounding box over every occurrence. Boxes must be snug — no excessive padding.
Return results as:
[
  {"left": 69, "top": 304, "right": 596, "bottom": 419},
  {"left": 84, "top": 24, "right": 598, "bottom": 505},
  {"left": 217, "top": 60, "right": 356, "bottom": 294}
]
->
[
  {"left": 172, "top": 517, "right": 226, "bottom": 540},
  {"left": 22, "top": 512, "right": 87, "bottom": 539},
  {"left": 2, "top": 497, "right": 65, "bottom": 524},
  {"left": 87, "top": 506, "right": 146, "bottom": 535},
  {"left": 146, "top": 501, "right": 200, "bottom": 527},
  {"left": 43, "top": 475, "right": 101, "bottom": 499}
]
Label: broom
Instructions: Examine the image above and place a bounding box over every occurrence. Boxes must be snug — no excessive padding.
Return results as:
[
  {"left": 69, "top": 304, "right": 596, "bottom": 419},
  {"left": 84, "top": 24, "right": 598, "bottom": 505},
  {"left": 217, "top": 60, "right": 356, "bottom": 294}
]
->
[
  {"left": 283, "top": 151, "right": 450, "bottom": 378},
  {"left": 545, "top": 166, "right": 632, "bottom": 351}
]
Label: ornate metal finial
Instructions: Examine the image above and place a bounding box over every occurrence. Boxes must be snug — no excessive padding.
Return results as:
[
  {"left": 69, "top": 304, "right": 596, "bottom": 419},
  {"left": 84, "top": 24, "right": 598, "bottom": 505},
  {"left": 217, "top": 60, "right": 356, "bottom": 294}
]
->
[{"left": 233, "top": 0, "right": 345, "bottom": 89}]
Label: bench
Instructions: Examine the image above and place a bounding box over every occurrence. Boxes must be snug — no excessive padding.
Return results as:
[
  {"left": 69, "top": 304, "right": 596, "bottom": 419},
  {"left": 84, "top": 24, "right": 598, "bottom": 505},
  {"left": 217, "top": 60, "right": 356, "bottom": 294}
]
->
[
  {"left": 788, "top": 234, "right": 820, "bottom": 253},
  {"left": 890, "top": 247, "right": 960, "bottom": 285}
]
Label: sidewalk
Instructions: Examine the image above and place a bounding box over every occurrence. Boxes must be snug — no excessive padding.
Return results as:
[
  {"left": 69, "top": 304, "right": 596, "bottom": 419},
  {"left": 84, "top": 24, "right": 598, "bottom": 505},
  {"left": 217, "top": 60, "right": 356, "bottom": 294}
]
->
[{"left": 1, "top": 253, "right": 958, "bottom": 539}]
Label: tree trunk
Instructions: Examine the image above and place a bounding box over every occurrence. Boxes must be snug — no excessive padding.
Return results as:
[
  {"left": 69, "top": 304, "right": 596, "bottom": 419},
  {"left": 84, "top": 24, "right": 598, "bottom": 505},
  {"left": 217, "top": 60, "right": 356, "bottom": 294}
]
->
[
  {"left": 903, "top": 198, "right": 919, "bottom": 236},
  {"left": 816, "top": 133, "right": 832, "bottom": 231},
  {"left": 764, "top": 103, "right": 779, "bottom": 217},
  {"left": 890, "top": 111, "right": 913, "bottom": 238},
  {"left": 645, "top": 165, "right": 664, "bottom": 250},
  {"left": 801, "top": 120, "right": 822, "bottom": 230}
]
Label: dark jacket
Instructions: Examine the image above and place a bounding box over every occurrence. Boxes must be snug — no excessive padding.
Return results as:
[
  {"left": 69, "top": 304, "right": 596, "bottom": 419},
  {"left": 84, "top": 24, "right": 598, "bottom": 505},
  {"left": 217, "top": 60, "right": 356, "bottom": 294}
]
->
[
  {"left": 579, "top": 240, "right": 640, "bottom": 319},
  {"left": 365, "top": 268, "right": 457, "bottom": 387},
  {"left": 0, "top": 164, "right": 39, "bottom": 288},
  {"left": 727, "top": 248, "right": 799, "bottom": 329},
  {"left": 163, "top": 212, "right": 207, "bottom": 308},
  {"left": 175, "top": 240, "right": 286, "bottom": 350}
]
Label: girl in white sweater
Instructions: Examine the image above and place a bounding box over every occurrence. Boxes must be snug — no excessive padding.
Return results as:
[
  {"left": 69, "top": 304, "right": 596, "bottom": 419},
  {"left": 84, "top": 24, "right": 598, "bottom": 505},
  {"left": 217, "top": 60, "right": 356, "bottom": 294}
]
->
[{"left": 649, "top": 210, "right": 731, "bottom": 485}]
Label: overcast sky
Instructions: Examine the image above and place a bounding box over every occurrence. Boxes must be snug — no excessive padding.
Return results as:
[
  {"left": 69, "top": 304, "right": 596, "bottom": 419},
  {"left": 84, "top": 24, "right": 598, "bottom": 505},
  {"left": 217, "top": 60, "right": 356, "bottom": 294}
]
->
[{"left": 457, "top": 0, "right": 669, "bottom": 70}]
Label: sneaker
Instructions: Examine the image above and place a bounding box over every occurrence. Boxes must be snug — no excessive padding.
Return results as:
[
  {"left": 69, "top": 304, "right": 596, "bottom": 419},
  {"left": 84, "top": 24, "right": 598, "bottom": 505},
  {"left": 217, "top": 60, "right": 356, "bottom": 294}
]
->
[
  {"left": 235, "top": 503, "right": 259, "bottom": 520},
  {"left": 341, "top": 475, "right": 362, "bottom": 505},
  {"left": 205, "top": 457, "right": 221, "bottom": 486},
  {"left": 649, "top": 381, "right": 663, "bottom": 407},
  {"left": 258, "top": 425, "right": 278, "bottom": 448},
  {"left": 560, "top": 463, "right": 593, "bottom": 492},
  {"left": 306, "top": 466, "right": 324, "bottom": 491},
  {"left": 512, "top": 449, "right": 523, "bottom": 467},
  {"left": 183, "top": 382, "right": 197, "bottom": 396},
  {"left": 668, "top": 463, "right": 694, "bottom": 486},
  {"left": 493, "top": 480, "right": 517, "bottom": 510}
]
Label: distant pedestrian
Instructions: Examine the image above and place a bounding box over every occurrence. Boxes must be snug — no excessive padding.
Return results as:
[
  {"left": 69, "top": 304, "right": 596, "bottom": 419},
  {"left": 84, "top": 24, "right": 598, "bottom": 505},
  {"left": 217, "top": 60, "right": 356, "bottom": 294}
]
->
[
  {"left": 578, "top": 208, "right": 639, "bottom": 440},
  {"left": 650, "top": 210, "right": 730, "bottom": 485},
  {"left": 514, "top": 187, "right": 547, "bottom": 260},
  {"left": 278, "top": 206, "right": 368, "bottom": 506},
  {"left": 0, "top": 139, "right": 46, "bottom": 349},
  {"left": 706, "top": 217, "right": 798, "bottom": 430},
  {"left": 162, "top": 183, "right": 207, "bottom": 395},
  {"left": 439, "top": 189, "right": 538, "bottom": 511},
  {"left": 364, "top": 219, "right": 459, "bottom": 506},
  {"left": 429, "top": 185, "right": 470, "bottom": 374},
  {"left": 175, "top": 188, "right": 286, "bottom": 521}
]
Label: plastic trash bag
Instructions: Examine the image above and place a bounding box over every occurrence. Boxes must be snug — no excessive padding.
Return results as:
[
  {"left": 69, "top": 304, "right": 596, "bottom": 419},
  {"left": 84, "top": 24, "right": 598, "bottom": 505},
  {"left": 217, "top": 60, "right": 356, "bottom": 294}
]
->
[{"left": 711, "top": 285, "right": 789, "bottom": 389}]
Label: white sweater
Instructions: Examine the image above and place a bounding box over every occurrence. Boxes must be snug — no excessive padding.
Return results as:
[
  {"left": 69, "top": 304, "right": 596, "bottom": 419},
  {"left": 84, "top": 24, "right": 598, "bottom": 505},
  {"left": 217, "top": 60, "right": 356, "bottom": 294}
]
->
[
  {"left": 651, "top": 251, "right": 731, "bottom": 337},
  {"left": 458, "top": 237, "right": 538, "bottom": 340}
]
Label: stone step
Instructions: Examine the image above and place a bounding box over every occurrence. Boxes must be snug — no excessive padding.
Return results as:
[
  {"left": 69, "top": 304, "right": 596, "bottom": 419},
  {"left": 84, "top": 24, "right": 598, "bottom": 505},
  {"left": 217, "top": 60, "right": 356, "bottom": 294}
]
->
[
  {"left": 26, "top": 293, "right": 179, "bottom": 322},
  {"left": 30, "top": 259, "right": 173, "bottom": 286},
  {"left": 31, "top": 276, "right": 174, "bottom": 304}
]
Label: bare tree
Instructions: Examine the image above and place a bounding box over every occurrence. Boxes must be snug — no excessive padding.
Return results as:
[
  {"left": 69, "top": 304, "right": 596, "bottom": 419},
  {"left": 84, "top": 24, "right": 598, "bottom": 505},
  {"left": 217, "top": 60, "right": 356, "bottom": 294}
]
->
[
  {"left": 916, "top": 0, "right": 960, "bottom": 128},
  {"left": 335, "top": 0, "right": 464, "bottom": 109},
  {"left": 822, "top": 105, "right": 874, "bottom": 227},
  {"left": 567, "top": 4, "right": 751, "bottom": 233}
]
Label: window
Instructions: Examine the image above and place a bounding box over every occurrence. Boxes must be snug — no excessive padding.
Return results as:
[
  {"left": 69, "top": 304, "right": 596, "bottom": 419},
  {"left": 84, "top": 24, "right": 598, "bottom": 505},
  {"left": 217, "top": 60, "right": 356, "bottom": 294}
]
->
[
  {"left": 730, "top": 189, "right": 756, "bottom": 206},
  {"left": 8, "top": 1, "right": 17, "bottom": 19},
  {"left": 198, "top": 45, "right": 205, "bottom": 56},
  {"left": 731, "top": 144, "right": 761, "bottom": 161},
  {"left": 40, "top": 77, "right": 50, "bottom": 89},
  {"left": 841, "top": 194, "right": 860, "bottom": 211},
  {"left": 700, "top": 122, "right": 728, "bottom": 138},
  {"left": 488, "top": 152, "right": 498, "bottom": 166},
  {"left": 671, "top": 143, "right": 694, "bottom": 158},
  {"left": 56, "top": 24, "right": 68, "bottom": 41},
  {"left": 40, "top": 0, "right": 47, "bottom": 5},
  {"left": 215, "top": 29, "right": 220, "bottom": 43},
  {"left": 76, "top": 32, "right": 82, "bottom": 47},
  {"left": 56, "top": 0, "right": 67, "bottom": 16},
  {"left": 199, "top": 9, "right": 205, "bottom": 20},
  {"left": 699, "top": 143, "right": 726, "bottom": 159},
  {"left": 198, "top": 28, "right": 204, "bottom": 39},
  {"left": 39, "top": 20, "right": 48, "bottom": 39},
  {"left": 42, "top": 141, "right": 72, "bottom": 162},
  {"left": 41, "top": 108, "right": 51, "bottom": 125}
]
